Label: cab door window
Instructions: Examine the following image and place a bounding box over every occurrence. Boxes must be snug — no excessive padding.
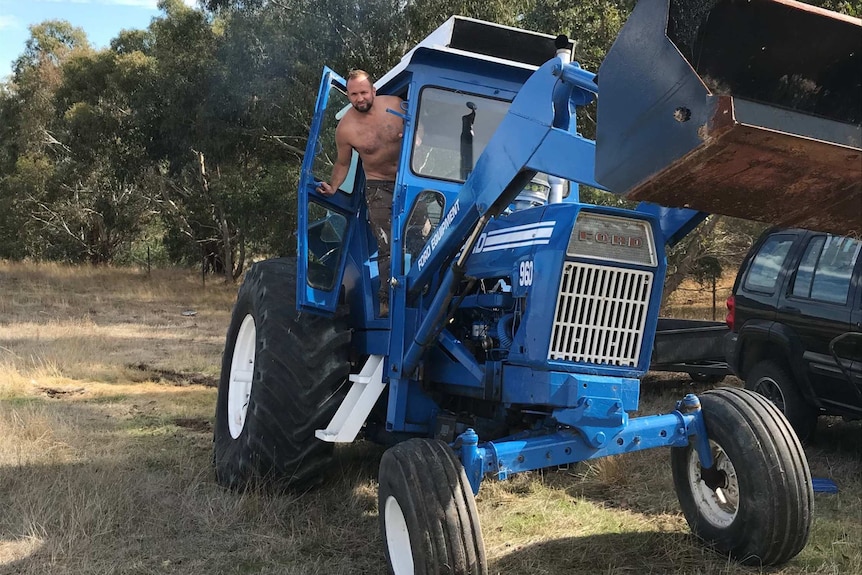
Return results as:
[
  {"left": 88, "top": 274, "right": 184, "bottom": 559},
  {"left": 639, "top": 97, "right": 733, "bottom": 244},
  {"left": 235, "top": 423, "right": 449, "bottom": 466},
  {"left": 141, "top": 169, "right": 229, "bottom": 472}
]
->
[
  {"left": 312, "top": 91, "right": 360, "bottom": 195},
  {"left": 403, "top": 190, "right": 445, "bottom": 272},
  {"left": 306, "top": 202, "right": 348, "bottom": 290}
]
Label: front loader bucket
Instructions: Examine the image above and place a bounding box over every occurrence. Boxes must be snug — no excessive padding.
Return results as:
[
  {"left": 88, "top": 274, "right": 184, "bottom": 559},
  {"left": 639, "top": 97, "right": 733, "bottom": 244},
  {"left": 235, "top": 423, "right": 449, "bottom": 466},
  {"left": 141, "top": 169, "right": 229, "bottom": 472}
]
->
[{"left": 595, "top": 0, "right": 861, "bottom": 236}]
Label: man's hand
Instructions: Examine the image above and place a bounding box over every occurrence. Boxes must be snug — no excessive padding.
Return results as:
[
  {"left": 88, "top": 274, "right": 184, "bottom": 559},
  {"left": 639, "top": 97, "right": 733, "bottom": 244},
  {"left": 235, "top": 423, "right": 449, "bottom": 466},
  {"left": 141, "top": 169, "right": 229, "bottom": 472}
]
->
[{"left": 316, "top": 181, "right": 336, "bottom": 196}]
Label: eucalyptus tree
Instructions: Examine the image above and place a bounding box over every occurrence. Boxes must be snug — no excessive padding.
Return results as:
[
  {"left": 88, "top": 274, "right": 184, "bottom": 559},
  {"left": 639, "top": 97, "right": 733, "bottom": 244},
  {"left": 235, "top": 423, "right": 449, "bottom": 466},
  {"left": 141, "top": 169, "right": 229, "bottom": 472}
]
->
[{"left": 0, "top": 21, "right": 90, "bottom": 260}]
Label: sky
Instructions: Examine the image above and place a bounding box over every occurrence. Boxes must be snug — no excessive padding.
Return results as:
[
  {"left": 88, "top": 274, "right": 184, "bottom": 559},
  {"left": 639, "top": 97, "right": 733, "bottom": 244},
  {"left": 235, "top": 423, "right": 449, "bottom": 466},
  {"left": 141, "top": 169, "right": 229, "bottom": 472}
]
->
[{"left": 0, "top": 0, "right": 199, "bottom": 81}]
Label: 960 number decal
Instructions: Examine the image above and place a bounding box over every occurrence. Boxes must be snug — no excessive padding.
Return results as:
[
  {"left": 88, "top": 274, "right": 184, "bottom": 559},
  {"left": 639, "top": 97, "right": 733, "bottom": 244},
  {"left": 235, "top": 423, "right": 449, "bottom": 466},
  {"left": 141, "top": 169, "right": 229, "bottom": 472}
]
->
[{"left": 519, "top": 260, "right": 534, "bottom": 287}]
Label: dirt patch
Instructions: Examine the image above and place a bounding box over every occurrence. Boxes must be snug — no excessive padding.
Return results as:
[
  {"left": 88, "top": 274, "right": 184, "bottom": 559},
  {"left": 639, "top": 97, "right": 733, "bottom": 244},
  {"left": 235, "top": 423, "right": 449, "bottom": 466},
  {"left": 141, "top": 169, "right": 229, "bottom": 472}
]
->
[
  {"left": 37, "top": 386, "right": 86, "bottom": 398},
  {"left": 127, "top": 363, "right": 217, "bottom": 387},
  {"left": 174, "top": 417, "right": 213, "bottom": 433}
]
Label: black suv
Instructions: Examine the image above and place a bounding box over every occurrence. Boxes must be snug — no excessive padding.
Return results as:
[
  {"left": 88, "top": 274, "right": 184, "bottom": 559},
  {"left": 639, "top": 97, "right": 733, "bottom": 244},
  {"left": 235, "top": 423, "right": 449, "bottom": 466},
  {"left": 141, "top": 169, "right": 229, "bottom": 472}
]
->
[{"left": 725, "top": 227, "right": 862, "bottom": 440}]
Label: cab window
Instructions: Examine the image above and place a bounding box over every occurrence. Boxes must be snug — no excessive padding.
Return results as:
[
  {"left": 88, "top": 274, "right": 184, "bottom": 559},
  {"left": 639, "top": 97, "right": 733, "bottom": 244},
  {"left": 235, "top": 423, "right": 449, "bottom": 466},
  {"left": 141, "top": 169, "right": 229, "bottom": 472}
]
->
[
  {"left": 412, "top": 87, "right": 510, "bottom": 181},
  {"left": 312, "top": 87, "right": 359, "bottom": 195},
  {"left": 403, "top": 190, "right": 445, "bottom": 272},
  {"left": 306, "top": 201, "right": 348, "bottom": 290}
]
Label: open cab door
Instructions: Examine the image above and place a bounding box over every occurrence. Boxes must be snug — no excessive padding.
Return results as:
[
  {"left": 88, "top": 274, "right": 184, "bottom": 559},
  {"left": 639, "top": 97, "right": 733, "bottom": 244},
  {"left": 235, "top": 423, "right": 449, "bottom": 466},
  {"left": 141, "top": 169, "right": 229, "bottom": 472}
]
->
[{"left": 297, "top": 68, "right": 363, "bottom": 314}]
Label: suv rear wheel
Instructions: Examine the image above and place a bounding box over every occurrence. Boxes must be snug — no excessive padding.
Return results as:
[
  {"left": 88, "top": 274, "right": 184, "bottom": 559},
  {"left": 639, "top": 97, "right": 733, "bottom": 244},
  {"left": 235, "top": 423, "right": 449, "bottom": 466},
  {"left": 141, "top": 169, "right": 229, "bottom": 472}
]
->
[{"left": 745, "top": 360, "right": 817, "bottom": 441}]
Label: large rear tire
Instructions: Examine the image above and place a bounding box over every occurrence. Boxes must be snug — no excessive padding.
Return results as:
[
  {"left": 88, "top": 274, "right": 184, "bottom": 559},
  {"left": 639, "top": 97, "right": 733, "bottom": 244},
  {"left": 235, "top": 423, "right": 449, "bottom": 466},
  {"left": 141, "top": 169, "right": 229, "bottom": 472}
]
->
[
  {"left": 213, "top": 258, "right": 350, "bottom": 490},
  {"left": 378, "top": 439, "right": 487, "bottom": 575},
  {"left": 671, "top": 387, "right": 813, "bottom": 566}
]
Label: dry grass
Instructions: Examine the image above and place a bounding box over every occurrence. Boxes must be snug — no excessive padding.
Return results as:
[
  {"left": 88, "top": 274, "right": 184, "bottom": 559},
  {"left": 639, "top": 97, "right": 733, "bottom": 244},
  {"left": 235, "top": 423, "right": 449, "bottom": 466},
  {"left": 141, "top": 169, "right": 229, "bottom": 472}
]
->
[
  {"left": 0, "top": 260, "right": 233, "bottom": 383},
  {"left": 0, "top": 261, "right": 859, "bottom": 574}
]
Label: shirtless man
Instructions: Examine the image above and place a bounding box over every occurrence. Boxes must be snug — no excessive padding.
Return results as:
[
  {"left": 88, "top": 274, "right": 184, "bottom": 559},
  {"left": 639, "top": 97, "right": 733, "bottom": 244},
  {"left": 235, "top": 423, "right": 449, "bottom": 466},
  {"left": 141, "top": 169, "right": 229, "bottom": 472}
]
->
[{"left": 317, "top": 70, "right": 404, "bottom": 317}]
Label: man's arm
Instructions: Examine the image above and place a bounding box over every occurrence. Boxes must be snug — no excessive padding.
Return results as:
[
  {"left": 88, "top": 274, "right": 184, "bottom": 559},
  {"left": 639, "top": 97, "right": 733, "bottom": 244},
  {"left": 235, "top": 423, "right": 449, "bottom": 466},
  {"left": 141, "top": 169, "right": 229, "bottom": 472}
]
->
[{"left": 317, "top": 124, "right": 353, "bottom": 196}]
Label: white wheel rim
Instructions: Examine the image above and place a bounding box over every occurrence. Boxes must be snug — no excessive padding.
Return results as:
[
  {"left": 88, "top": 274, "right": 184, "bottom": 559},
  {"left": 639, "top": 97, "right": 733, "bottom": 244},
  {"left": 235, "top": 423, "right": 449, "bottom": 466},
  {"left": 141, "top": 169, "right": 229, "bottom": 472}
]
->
[
  {"left": 384, "top": 495, "right": 414, "bottom": 575},
  {"left": 687, "top": 439, "right": 740, "bottom": 528},
  {"left": 227, "top": 314, "right": 256, "bottom": 439}
]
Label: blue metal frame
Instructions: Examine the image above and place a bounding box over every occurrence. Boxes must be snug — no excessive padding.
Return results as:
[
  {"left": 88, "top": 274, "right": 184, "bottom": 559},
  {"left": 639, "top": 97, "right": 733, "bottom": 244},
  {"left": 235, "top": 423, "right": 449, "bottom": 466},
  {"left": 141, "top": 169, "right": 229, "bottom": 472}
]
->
[{"left": 458, "top": 393, "right": 714, "bottom": 495}]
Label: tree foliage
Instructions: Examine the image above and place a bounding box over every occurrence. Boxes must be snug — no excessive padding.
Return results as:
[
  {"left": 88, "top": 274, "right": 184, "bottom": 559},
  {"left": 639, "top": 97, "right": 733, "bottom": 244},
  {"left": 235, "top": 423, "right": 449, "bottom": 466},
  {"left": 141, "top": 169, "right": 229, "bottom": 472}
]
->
[{"left": 0, "top": 0, "right": 855, "bottom": 284}]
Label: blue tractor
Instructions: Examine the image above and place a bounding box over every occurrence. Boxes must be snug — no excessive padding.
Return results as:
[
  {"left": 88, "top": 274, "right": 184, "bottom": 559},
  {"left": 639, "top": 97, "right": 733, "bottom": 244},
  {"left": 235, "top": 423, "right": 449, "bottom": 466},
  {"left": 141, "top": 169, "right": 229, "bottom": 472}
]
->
[{"left": 212, "top": 0, "right": 861, "bottom": 572}]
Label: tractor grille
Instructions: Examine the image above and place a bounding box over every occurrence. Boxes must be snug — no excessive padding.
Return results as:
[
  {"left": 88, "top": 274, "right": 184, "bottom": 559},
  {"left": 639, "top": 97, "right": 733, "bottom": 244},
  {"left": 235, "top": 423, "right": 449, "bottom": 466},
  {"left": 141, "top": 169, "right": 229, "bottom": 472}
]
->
[{"left": 549, "top": 262, "right": 653, "bottom": 366}]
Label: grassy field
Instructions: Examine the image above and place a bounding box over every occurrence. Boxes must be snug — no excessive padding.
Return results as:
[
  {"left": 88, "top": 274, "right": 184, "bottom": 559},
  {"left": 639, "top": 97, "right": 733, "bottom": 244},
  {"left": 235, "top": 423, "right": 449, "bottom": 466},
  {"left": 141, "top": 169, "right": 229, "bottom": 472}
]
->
[{"left": 0, "top": 261, "right": 859, "bottom": 575}]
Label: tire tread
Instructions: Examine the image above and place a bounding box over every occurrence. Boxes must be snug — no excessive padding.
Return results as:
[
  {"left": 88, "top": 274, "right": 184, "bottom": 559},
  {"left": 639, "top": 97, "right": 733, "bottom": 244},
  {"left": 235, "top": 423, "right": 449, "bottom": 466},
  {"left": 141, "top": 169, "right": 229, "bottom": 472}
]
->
[
  {"left": 213, "top": 258, "right": 350, "bottom": 490},
  {"left": 672, "top": 386, "right": 812, "bottom": 566},
  {"left": 379, "top": 439, "right": 487, "bottom": 575}
]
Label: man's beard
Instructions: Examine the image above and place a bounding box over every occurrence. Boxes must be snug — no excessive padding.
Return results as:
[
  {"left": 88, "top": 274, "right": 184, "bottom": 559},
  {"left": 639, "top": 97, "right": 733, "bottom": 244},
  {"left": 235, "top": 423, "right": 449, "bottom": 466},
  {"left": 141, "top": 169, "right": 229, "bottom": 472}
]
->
[{"left": 353, "top": 101, "right": 372, "bottom": 113}]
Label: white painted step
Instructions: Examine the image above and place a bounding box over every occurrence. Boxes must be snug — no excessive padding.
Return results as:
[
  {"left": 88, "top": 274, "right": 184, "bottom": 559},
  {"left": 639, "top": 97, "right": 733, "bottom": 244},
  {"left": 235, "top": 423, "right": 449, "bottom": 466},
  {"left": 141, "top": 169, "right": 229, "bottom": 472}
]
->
[{"left": 315, "top": 354, "right": 386, "bottom": 443}]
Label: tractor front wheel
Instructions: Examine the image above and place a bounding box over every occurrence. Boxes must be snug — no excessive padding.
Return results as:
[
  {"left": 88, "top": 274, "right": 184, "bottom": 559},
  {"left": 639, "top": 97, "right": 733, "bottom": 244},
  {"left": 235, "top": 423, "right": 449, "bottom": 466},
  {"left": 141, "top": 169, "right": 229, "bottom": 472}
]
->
[
  {"left": 378, "top": 439, "right": 487, "bottom": 575},
  {"left": 213, "top": 258, "right": 350, "bottom": 490},
  {"left": 671, "top": 387, "right": 812, "bottom": 566}
]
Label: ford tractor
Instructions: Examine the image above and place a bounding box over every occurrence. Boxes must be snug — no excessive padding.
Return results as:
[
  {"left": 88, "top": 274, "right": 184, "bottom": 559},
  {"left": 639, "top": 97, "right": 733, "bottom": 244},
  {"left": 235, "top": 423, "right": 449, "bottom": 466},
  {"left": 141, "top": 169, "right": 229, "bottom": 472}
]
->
[{"left": 212, "top": 0, "right": 861, "bottom": 572}]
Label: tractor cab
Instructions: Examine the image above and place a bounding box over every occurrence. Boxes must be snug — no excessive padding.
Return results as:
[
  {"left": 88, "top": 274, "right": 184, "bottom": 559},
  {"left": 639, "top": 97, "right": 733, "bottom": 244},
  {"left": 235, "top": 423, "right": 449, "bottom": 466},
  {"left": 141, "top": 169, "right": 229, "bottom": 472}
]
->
[{"left": 297, "top": 18, "right": 576, "bottom": 331}]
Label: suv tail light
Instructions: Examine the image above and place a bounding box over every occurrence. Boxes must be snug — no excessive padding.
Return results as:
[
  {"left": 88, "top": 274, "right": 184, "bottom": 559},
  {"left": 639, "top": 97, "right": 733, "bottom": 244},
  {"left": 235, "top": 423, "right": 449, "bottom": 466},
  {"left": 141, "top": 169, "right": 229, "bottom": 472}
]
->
[{"left": 725, "top": 295, "right": 736, "bottom": 331}]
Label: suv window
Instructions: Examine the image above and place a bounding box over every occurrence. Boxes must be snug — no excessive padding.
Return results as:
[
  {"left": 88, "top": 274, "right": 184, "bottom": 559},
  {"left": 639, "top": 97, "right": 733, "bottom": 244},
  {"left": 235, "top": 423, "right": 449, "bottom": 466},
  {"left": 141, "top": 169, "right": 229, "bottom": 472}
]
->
[
  {"left": 744, "top": 235, "right": 794, "bottom": 293},
  {"left": 792, "top": 235, "right": 861, "bottom": 304}
]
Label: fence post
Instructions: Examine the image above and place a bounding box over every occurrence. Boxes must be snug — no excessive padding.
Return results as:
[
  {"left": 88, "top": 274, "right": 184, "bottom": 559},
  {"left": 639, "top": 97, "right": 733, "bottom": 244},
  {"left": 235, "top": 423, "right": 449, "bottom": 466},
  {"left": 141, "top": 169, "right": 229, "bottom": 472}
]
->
[{"left": 712, "top": 276, "right": 717, "bottom": 321}]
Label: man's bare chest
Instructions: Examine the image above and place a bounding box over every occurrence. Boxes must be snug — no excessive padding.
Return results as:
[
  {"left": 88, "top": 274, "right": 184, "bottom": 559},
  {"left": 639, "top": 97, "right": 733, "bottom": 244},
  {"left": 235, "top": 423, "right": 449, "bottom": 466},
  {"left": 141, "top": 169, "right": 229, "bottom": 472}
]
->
[{"left": 350, "top": 117, "right": 402, "bottom": 157}]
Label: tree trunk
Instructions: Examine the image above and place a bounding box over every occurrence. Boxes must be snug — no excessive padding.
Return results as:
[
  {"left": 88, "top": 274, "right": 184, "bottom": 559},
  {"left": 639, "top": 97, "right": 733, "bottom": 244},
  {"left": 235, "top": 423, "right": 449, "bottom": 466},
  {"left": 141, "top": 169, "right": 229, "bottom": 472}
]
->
[
  {"left": 195, "top": 150, "right": 234, "bottom": 283},
  {"left": 218, "top": 213, "right": 233, "bottom": 284},
  {"left": 233, "top": 228, "right": 245, "bottom": 281},
  {"left": 661, "top": 216, "right": 721, "bottom": 309}
]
